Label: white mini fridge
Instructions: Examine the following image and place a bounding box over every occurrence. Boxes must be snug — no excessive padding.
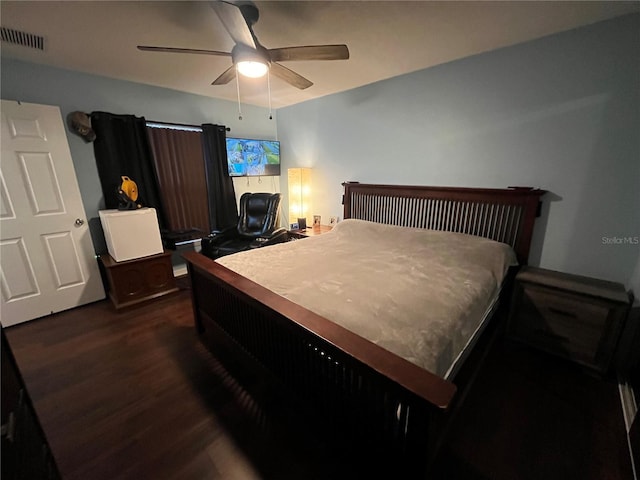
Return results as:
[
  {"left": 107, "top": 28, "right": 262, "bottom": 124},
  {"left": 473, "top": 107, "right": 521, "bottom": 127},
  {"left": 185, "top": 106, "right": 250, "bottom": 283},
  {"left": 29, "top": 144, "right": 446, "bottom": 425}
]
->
[{"left": 99, "top": 208, "right": 163, "bottom": 262}]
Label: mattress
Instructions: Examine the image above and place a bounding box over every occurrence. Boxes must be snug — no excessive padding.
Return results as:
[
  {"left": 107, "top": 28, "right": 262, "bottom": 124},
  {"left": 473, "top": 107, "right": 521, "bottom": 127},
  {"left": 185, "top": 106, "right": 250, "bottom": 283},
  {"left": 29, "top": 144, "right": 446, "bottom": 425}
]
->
[{"left": 216, "top": 219, "right": 518, "bottom": 378}]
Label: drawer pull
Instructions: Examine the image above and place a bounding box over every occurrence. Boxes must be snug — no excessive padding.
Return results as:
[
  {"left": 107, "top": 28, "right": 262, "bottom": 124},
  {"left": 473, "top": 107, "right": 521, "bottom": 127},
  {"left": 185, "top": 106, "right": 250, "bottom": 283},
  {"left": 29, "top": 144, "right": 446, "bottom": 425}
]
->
[
  {"left": 547, "top": 307, "right": 577, "bottom": 318},
  {"left": 533, "top": 328, "right": 569, "bottom": 342}
]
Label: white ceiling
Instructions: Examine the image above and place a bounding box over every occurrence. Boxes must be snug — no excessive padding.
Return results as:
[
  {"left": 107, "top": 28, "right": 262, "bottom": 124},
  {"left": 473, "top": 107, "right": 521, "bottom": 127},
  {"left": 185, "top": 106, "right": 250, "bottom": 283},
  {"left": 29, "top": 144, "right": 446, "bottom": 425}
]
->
[{"left": 1, "top": 1, "right": 638, "bottom": 109}]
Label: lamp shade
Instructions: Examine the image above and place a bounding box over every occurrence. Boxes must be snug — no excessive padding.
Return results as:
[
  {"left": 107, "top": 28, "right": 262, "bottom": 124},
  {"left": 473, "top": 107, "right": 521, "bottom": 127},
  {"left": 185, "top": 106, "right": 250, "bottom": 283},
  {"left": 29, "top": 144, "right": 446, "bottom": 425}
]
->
[{"left": 288, "top": 168, "right": 312, "bottom": 226}]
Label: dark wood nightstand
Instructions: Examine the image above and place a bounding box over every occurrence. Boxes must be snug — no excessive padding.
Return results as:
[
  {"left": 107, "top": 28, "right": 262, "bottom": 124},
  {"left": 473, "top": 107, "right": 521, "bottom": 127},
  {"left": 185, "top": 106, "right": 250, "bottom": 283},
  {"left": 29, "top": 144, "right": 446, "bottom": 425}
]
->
[
  {"left": 99, "top": 250, "right": 179, "bottom": 310},
  {"left": 508, "top": 266, "right": 632, "bottom": 374},
  {"left": 288, "top": 225, "right": 333, "bottom": 239}
]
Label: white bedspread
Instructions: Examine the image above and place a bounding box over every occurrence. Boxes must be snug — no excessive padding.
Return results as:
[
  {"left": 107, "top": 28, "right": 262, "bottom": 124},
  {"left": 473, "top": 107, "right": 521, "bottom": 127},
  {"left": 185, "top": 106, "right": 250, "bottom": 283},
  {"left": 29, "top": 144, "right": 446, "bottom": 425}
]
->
[{"left": 216, "top": 219, "right": 517, "bottom": 377}]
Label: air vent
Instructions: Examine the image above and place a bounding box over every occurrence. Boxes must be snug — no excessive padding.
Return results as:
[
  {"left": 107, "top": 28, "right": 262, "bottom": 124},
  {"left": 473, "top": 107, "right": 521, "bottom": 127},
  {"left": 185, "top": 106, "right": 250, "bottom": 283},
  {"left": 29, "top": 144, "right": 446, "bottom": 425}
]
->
[{"left": 1, "top": 27, "right": 44, "bottom": 50}]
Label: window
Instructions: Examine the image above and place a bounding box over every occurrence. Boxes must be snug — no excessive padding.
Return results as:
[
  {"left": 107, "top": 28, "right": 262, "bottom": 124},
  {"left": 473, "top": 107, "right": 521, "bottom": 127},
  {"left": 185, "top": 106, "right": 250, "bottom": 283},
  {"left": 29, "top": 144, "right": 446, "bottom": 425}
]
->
[{"left": 146, "top": 124, "right": 210, "bottom": 235}]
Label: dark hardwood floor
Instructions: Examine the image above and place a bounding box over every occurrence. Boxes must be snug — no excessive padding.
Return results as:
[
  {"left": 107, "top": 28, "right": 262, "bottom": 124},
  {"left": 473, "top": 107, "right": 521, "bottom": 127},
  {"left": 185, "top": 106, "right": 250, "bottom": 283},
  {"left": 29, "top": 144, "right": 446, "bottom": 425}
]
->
[{"left": 4, "top": 279, "right": 633, "bottom": 480}]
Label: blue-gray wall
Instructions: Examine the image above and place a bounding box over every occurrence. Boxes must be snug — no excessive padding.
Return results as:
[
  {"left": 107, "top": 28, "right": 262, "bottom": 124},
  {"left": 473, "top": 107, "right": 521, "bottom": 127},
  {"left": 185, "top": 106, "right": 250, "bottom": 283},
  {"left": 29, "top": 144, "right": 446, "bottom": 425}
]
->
[
  {"left": 0, "top": 59, "right": 279, "bottom": 223},
  {"left": 277, "top": 14, "right": 640, "bottom": 294},
  {"left": 1, "top": 59, "right": 279, "bottom": 271},
  {"left": 2, "top": 14, "right": 638, "bottom": 294}
]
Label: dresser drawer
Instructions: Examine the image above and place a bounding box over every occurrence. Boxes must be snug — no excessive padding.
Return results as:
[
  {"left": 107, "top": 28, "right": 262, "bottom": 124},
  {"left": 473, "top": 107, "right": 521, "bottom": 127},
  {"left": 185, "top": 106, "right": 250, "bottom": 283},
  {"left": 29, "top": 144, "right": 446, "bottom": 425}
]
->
[
  {"left": 514, "top": 285, "right": 612, "bottom": 366},
  {"left": 508, "top": 267, "right": 631, "bottom": 374}
]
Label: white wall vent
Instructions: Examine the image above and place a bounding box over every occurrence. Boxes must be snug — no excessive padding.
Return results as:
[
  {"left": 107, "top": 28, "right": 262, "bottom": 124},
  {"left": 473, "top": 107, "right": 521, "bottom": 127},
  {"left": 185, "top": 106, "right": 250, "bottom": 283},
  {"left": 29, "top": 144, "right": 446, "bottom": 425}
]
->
[{"left": 1, "top": 27, "right": 44, "bottom": 50}]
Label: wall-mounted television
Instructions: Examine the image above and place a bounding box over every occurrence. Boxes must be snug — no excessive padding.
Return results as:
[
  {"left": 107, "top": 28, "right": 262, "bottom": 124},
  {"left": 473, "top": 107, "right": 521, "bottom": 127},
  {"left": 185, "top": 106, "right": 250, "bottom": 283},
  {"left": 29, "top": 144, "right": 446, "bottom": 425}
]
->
[{"left": 226, "top": 137, "right": 281, "bottom": 177}]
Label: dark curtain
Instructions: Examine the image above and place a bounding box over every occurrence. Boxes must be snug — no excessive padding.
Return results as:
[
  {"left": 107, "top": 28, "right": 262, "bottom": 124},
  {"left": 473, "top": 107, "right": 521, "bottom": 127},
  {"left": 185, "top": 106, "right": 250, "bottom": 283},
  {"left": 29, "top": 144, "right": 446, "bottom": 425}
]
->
[
  {"left": 146, "top": 127, "right": 210, "bottom": 233},
  {"left": 91, "top": 112, "right": 167, "bottom": 229},
  {"left": 201, "top": 124, "right": 238, "bottom": 231}
]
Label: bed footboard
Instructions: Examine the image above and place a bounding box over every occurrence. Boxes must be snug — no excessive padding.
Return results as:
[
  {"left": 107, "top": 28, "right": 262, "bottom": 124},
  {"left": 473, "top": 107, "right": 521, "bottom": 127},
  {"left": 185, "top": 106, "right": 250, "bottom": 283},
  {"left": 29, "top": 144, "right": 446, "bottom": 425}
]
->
[{"left": 185, "top": 251, "right": 454, "bottom": 474}]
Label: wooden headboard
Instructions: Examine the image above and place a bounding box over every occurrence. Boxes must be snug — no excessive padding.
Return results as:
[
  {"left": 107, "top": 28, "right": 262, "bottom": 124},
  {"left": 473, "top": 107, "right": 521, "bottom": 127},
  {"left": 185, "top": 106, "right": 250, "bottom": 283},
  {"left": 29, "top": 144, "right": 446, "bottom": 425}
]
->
[{"left": 343, "top": 182, "right": 545, "bottom": 265}]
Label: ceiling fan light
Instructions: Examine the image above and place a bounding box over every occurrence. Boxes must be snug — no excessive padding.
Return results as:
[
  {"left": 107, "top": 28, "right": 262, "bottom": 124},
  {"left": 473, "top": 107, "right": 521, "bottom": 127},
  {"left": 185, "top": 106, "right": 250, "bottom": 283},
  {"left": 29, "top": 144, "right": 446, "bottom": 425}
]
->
[{"left": 237, "top": 60, "right": 269, "bottom": 78}]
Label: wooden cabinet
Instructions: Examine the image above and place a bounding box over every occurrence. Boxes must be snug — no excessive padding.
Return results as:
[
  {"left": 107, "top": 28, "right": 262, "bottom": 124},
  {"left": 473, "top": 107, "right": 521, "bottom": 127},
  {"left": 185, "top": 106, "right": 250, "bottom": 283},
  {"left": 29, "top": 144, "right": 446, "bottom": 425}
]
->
[
  {"left": 99, "top": 250, "right": 179, "bottom": 310},
  {"left": 508, "top": 266, "right": 632, "bottom": 374}
]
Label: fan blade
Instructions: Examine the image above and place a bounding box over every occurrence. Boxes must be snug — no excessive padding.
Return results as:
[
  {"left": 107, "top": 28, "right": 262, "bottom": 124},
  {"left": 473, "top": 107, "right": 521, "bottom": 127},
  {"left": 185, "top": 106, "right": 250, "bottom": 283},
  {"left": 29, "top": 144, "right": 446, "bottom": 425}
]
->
[
  {"left": 269, "top": 45, "right": 349, "bottom": 62},
  {"left": 210, "top": 1, "right": 256, "bottom": 49},
  {"left": 270, "top": 63, "right": 313, "bottom": 90},
  {"left": 137, "top": 45, "right": 231, "bottom": 57},
  {"left": 212, "top": 65, "right": 236, "bottom": 85}
]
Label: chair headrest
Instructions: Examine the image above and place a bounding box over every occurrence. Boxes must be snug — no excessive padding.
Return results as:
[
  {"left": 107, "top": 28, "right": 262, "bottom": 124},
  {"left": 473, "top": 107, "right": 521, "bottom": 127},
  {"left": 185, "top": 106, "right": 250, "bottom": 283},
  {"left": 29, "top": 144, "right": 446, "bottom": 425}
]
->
[{"left": 237, "top": 192, "right": 282, "bottom": 237}]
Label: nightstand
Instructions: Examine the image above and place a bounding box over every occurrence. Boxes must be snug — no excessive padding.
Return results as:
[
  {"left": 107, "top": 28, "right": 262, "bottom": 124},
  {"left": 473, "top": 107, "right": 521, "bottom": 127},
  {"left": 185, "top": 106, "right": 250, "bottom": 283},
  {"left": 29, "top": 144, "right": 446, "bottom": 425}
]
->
[
  {"left": 288, "top": 225, "right": 333, "bottom": 239},
  {"left": 508, "top": 266, "right": 632, "bottom": 374}
]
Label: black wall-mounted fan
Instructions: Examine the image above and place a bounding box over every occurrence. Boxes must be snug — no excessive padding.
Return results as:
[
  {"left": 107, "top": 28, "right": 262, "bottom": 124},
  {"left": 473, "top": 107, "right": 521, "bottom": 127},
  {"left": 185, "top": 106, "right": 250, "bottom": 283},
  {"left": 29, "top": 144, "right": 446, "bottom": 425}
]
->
[{"left": 137, "top": 1, "right": 349, "bottom": 90}]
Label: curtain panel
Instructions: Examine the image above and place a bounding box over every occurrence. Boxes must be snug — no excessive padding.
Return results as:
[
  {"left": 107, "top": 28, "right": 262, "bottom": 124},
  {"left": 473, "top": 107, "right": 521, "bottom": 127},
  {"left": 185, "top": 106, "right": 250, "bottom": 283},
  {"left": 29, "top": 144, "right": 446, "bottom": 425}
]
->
[
  {"left": 146, "top": 127, "right": 210, "bottom": 234},
  {"left": 90, "top": 112, "right": 167, "bottom": 230},
  {"left": 201, "top": 124, "right": 238, "bottom": 231}
]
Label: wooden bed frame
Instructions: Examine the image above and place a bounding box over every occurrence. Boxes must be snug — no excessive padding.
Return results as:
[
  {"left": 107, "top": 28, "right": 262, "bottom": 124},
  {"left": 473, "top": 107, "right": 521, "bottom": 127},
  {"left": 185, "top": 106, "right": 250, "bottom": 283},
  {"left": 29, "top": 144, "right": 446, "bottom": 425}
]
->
[{"left": 184, "top": 182, "right": 545, "bottom": 476}]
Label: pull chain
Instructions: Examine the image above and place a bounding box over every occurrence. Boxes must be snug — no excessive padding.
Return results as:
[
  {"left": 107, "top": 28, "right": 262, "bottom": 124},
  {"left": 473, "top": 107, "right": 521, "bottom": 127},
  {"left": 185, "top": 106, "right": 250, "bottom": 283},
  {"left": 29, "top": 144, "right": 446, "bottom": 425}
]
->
[
  {"left": 235, "top": 66, "right": 243, "bottom": 120},
  {"left": 268, "top": 69, "right": 273, "bottom": 120}
]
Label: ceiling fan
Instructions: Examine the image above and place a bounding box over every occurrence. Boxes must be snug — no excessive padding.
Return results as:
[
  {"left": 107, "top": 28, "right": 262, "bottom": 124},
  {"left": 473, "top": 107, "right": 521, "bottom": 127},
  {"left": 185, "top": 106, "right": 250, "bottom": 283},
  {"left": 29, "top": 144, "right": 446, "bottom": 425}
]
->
[{"left": 137, "top": 1, "right": 350, "bottom": 90}]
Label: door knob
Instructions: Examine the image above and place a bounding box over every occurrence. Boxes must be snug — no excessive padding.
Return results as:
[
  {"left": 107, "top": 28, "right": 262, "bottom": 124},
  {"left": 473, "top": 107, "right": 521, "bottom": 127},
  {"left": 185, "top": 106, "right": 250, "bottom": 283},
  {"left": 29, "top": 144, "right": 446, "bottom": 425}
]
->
[{"left": 74, "top": 218, "right": 85, "bottom": 226}]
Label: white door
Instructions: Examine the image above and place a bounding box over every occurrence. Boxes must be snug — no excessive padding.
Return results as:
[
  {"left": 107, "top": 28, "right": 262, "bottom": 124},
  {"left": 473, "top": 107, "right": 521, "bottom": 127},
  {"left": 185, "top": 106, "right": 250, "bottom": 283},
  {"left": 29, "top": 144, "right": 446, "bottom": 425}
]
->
[{"left": 0, "top": 100, "right": 105, "bottom": 326}]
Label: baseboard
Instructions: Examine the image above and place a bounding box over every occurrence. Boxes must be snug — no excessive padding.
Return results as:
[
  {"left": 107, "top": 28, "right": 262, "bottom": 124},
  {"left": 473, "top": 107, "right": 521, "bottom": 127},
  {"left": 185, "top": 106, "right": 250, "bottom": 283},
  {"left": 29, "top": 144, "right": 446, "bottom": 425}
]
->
[{"left": 618, "top": 375, "right": 638, "bottom": 480}]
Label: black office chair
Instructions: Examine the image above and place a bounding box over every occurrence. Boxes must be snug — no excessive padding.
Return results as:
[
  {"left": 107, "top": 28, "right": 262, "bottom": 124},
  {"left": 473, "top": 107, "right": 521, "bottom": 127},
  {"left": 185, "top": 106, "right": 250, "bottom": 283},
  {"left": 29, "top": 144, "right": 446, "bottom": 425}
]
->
[{"left": 201, "top": 192, "right": 288, "bottom": 259}]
